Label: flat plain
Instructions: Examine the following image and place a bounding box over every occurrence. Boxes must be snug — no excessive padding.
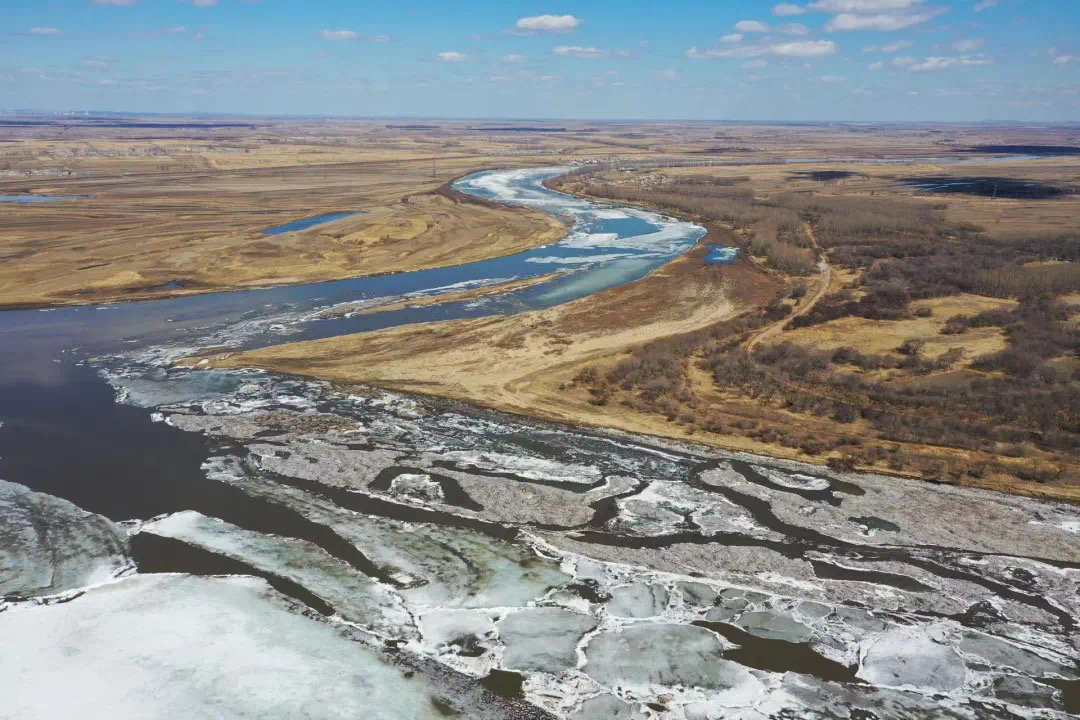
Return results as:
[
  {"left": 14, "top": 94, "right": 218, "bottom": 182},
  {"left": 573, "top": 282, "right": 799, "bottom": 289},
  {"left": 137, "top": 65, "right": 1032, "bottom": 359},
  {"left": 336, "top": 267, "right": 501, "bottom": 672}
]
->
[{"left": 5, "top": 115, "right": 1080, "bottom": 499}]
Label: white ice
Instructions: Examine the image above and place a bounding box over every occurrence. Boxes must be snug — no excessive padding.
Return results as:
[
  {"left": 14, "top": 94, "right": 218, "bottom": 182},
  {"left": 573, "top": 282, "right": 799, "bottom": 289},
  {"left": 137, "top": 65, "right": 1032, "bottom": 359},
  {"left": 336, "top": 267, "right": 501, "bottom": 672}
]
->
[
  {"left": 436, "top": 449, "right": 602, "bottom": 485},
  {"left": 0, "top": 479, "right": 131, "bottom": 598},
  {"left": 141, "top": 510, "right": 412, "bottom": 636},
  {"left": 858, "top": 625, "right": 967, "bottom": 692},
  {"left": 0, "top": 574, "right": 449, "bottom": 720},
  {"left": 498, "top": 607, "right": 598, "bottom": 674}
]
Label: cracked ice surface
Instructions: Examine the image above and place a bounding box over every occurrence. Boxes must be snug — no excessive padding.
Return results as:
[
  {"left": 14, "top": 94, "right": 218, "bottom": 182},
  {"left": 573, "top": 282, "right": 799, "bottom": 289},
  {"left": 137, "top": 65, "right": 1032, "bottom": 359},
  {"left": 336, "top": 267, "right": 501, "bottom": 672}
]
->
[
  {"left": 0, "top": 574, "right": 465, "bottom": 720},
  {"left": 0, "top": 479, "right": 131, "bottom": 598},
  {"left": 140, "top": 510, "right": 412, "bottom": 636},
  {"left": 21, "top": 361, "right": 1079, "bottom": 719}
]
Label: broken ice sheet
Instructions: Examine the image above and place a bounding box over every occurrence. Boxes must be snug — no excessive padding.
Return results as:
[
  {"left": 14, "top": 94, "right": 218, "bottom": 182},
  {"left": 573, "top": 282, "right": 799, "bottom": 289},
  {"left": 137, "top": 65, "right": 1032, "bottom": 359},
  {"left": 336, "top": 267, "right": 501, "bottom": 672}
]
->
[
  {"left": 1, "top": 479, "right": 131, "bottom": 598},
  {"left": 583, "top": 623, "right": 762, "bottom": 701},
  {"left": 606, "top": 582, "right": 669, "bottom": 618},
  {"left": 417, "top": 609, "right": 499, "bottom": 675},
  {"left": 435, "top": 449, "right": 602, "bottom": 485},
  {"left": 203, "top": 456, "right": 572, "bottom": 609},
  {"left": 858, "top": 624, "right": 967, "bottom": 692},
  {"left": 0, "top": 574, "right": 454, "bottom": 720},
  {"left": 498, "top": 607, "right": 598, "bottom": 674},
  {"left": 140, "top": 510, "right": 412, "bottom": 636}
]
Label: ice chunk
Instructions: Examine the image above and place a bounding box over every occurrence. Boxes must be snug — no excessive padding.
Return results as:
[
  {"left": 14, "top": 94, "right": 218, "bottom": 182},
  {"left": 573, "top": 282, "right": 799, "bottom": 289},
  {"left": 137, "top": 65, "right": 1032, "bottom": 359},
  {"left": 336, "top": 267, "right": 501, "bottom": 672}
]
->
[
  {"left": 752, "top": 465, "right": 831, "bottom": 491},
  {"left": 677, "top": 581, "right": 719, "bottom": 608},
  {"left": 389, "top": 473, "right": 444, "bottom": 504},
  {"left": 202, "top": 459, "right": 571, "bottom": 609},
  {"left": 735, "top": 610, "right": 814, "bottom": 643},
  {"left": 498, "top": 607, "right": 598, "bottom": 674},
  {"left": 859, "top": 626, "right": 966, "bottom": 691},
  {"left": 141, "top": 511, "right": 411, "bottom": 636},
  {"left": 0, "top": 479, "right": 130, "bottom": 598},
  {"left": 584, "top": 624, "right": 760, "bottom": 699},
  {"left": 418, "top": 609, "right": 498, "bottom": 674},
  {"left": 573, "top": 694, "right": 647, "bottom": 719},
  {"left": 437, "top": 450, "right": 602, "bottom": 485},
  {"left": 957, "top": 631, "right": 1071, "bottom": 677},
  {"left": 607, "top": 582, "right": 669, "bottom": 618},
  {"left": 0, "top": 574, "right": 454, "bottom": 719}
]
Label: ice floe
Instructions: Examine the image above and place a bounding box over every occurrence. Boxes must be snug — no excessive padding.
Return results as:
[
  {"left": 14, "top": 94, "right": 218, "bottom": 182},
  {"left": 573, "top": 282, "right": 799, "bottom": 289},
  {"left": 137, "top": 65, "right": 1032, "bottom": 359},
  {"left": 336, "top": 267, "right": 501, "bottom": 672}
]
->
[{"left": 0, "top": 479, "right": 131, "bottom": 599}]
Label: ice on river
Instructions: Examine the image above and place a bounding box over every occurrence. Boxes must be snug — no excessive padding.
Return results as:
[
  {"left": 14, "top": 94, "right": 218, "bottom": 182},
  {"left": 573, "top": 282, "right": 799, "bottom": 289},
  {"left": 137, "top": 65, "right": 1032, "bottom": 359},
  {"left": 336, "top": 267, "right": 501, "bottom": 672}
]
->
[
  {"left": 498, "top": 607, "right": 598, "bottom": 674},
  {"left": 141, "top": 510, "right": 412, "bottom": 636},
  {"left": 204, "top": 455, "right": 572, "bottom": 609},
  {"left": 0, "top": 479, "right": 131, "bottom": 598},
  {"left": 437, "top": 449, "right": 602, "bottom": 485},
  {"left": 858, "top": 625, "right": 968, "bottom": 692},
  {"left": 0, "top": 574, "right": 451, "bottom": 720},
  {"left": 584, "top": 624, "right": 762, "bottom": 704}
]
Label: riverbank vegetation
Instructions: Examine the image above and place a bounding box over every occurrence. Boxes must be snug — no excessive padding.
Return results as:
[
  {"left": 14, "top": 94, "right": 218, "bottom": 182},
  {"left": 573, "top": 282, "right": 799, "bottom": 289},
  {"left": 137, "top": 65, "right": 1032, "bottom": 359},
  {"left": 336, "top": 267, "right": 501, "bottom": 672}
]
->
[{"left": 560, "top": 167, "right": 1080, "bottom": 497}]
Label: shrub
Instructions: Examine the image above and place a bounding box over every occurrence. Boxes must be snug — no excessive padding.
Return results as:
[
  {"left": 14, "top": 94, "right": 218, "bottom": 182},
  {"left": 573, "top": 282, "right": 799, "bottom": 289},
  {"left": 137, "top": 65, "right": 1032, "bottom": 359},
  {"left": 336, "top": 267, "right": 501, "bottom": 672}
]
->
[{"left": 827, "top": 454, "right": 858, "bottom": 473}]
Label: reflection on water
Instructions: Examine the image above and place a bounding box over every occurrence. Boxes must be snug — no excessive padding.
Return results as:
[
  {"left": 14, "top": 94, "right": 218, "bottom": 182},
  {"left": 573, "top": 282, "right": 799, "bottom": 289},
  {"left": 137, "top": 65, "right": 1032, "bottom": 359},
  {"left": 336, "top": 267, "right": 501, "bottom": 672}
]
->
[{"left": 260, "top": 211, "right": 366, "bottom": 235}]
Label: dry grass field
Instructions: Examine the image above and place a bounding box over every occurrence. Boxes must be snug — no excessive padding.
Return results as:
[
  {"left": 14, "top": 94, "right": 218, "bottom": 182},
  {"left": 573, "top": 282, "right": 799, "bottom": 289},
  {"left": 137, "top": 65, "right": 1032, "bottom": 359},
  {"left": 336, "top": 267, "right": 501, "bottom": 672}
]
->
[{"left": 5, "top": 115, "right": 1080, "bottom": 499}]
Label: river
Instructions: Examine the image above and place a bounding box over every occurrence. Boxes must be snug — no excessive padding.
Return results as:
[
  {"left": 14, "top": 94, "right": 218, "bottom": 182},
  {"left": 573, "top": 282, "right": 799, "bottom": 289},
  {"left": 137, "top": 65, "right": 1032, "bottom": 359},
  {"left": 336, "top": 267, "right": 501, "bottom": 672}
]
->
[{"left": 1, "top": 168, "right": 1078, "bottom": 719}]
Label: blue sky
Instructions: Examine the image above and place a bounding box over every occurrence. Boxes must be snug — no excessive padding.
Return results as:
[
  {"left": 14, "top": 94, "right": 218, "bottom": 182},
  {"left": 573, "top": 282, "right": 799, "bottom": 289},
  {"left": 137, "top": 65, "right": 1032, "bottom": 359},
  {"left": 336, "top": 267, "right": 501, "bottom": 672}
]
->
[{"left": 2, "top": 0, "right": 1078, "bottom": 120}]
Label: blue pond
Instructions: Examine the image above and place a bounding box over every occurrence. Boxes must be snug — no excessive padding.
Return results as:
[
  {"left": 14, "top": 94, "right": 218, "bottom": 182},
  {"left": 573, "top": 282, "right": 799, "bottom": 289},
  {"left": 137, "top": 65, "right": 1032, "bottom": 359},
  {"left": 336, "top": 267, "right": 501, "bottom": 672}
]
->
[
  {"left": 261, "top": 211, "right": 365, "bottom": 235},
  {"left": 705, "top": 245, "right": 739, "bottom": 264}
]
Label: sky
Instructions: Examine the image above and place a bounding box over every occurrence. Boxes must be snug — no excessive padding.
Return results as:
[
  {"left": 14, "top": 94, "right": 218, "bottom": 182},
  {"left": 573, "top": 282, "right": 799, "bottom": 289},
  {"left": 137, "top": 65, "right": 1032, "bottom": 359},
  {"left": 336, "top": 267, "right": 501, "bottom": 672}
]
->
[{"left": 2, "top": 0, "right": 1079, "bottom": 121}]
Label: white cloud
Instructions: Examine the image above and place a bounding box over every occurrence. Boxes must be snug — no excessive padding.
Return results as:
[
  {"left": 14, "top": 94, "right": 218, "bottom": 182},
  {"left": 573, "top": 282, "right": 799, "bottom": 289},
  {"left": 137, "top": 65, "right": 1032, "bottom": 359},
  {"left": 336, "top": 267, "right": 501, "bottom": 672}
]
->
[
  {"left": 92, "top": 0, "right": 136, "bottom": 4},
  {"left": 501, "top": 54, "right": 526, "bottom": 63},
  {"left": 82, "top": 58, "right": 109, "bottom": 69},
  {"left": 320, "top": 29, "right": 358, "bottom": 40},
  {"left": 952, "top": 38, "right": 984, "bottom": 52},
  {"left": 194, "top": 32, "right": 206, "bottom": 40},
  {"left": 179, "top": 0, "right": 218, "bottom": 6},
  {"left": 743, "top": 59, "right": 769, "bottom": 69},
  {"left": 809, "top": 0, "right": 926, "bottom": 10},
  {"left": 825, "top": 7, "right": 947, "bottom": 31},
  {"left": 821, "top": 74, "right": 846, "bottom": 82},
  {"left": 165, "top": 26, "right": 187, "bottom": 33},
  {"left": 973, "top": 0, "right": 998, "bottom": 10},
  {"left": 687, "top": 39, "right": 836, "bottom": 59},
  {"left": 907, "top": 54, "right": 992, "bottom": 72},
  {"left": 513, "top": 14, "right": 581, "bottom": 34},
  {"left": 1051, "top": 53, "right": 1077, "bottom": 66},
  {"left": 29, "top": 27, "right": 62, "bottom": 35},
  {"left": 438, "top": 51, "right": 467, "bottom": 62},
  {"left": 369, "top": 35, "right": 390, "bottom": 43},
  {"left": 868, "top": 60, "right": 884, "bottom": 70},
  {"left": 658, "top": 68, "right": 680, "bottom": 78},
  {"left": 722, "top": 33, "right": 744, "bottom": 43},
  {"left": 553, "top": 45, "right": 610, "bottom": 59},
  {"left": 891, "top": 55, "right": 917, "bottom": 66},
  {"left": 773, "top": 40, "right": 838, "bottom": 56},
  {"left": 779, "top": 23, "right": 810, "bottom": 35},
  {"left": 772, "top": 3, "right": 806, "bottom": 15},
  {"left": 863, "top": 39, "right": 913, "bottom": 52},
  {"left": 734, "top": 20, "right": 770, "bottom": 32}
]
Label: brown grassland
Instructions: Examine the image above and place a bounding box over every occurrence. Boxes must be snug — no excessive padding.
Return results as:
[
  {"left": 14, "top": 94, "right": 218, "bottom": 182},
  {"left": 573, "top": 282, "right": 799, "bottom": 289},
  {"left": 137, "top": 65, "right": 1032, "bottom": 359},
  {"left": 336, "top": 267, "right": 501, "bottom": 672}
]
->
[{"left": 5, "top": 116, "right": 1080, "bottom": 499}]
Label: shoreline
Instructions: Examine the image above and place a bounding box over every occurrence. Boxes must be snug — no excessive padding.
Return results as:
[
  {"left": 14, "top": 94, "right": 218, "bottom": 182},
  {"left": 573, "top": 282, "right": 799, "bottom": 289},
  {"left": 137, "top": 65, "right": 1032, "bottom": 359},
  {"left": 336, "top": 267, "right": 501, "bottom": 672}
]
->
[
  {"left": 196, "top": 176, "right": 1080, "bottom": 504},
  {"left": 0, "top": 165, "right": 567, "bottom": 311}
]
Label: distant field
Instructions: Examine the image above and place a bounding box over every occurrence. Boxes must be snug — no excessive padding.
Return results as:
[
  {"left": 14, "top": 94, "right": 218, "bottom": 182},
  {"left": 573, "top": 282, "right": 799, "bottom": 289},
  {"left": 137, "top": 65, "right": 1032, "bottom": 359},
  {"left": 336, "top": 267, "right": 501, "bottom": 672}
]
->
[{"left": 4, "top": 117, "right": 1080, "bottom": 499}]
